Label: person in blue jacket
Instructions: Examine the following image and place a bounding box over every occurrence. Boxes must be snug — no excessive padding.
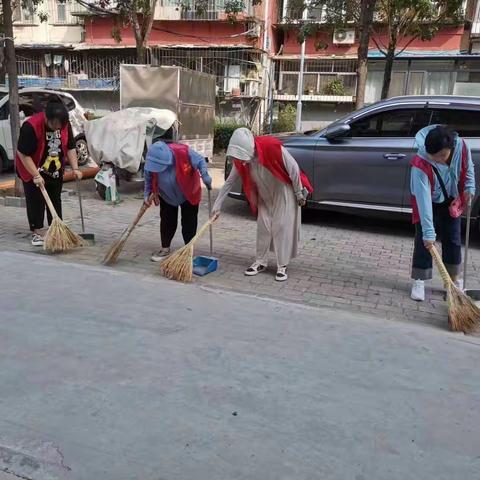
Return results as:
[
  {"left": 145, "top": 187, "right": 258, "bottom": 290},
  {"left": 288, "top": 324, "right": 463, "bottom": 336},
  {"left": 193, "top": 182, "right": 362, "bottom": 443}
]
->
[
  {"left": 144, "top": 141, "right": 212, "bottom": 262},
  {"left": 410, "top": 125, "right": 475, "bottom": 301}
]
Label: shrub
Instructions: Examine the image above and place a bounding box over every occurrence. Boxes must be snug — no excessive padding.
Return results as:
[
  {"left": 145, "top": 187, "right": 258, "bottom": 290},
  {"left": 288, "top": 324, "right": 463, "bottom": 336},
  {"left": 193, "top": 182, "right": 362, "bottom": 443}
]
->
[
  {"left": 214, "top": 120, "right": 247, "bottom": 151},
  {"left": 270, "top": 104, "right": 296, "bottom": 133},
  {"left": 322, "top": 78, "right": 346, "bottom": 96}
]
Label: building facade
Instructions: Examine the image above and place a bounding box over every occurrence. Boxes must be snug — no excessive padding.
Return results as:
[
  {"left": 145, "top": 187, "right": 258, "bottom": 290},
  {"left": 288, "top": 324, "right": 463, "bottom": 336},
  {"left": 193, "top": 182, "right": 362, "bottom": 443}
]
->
[{"left": 8, "top": 0, "right": 480, "bottom": 129}]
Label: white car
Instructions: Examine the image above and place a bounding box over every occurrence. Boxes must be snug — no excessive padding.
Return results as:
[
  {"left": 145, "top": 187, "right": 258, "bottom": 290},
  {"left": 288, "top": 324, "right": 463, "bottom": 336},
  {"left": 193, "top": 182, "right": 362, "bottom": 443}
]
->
[{"left": 0, "top": 88, "right": 90, "bottom": 172}]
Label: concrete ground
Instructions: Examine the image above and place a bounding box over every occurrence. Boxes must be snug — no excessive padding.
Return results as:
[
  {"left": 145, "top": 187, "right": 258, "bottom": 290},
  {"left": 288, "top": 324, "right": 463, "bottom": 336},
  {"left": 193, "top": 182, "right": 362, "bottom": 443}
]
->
[
  {"left": 2, "top": 165, "right": 480, "bottom": 328},
  {"left": 1, "top": 251, "right": 480, "bottom": 480}
]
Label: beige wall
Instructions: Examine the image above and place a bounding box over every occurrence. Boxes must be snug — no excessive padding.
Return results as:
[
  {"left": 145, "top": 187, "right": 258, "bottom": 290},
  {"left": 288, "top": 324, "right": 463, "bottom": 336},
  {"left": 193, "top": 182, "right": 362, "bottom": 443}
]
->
[{"left": 14, "top": 0, "right": 84, "bottom": 46}]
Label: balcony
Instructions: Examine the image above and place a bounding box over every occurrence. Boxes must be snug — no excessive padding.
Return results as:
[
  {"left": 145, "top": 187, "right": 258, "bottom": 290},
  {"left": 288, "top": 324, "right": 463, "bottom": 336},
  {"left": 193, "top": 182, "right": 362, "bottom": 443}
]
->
[
  {"left": 274, "top": 58, "right": 357, "bottom": 103},
  {"left": 155, "top": 0, "right": 254, "bottom": 21}
]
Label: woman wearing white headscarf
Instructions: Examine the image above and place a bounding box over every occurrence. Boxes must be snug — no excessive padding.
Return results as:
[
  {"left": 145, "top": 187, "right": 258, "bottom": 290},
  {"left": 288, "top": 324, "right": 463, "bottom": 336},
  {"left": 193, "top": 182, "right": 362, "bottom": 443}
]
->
[{"left": 212, "top": 128, "right": 311, "bottom": 282}]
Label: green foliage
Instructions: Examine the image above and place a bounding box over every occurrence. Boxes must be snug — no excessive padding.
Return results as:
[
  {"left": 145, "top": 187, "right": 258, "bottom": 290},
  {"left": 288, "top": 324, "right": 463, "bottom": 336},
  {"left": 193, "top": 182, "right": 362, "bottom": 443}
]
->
[
  {"left": 270, "top": 104, "right": 296, "bottom": 133},
  {"left": 214, "top": 120, "right": 247, "bottom": 151},
  {"left": 322, "top": 78, "right": 346, "bottom": 95}
]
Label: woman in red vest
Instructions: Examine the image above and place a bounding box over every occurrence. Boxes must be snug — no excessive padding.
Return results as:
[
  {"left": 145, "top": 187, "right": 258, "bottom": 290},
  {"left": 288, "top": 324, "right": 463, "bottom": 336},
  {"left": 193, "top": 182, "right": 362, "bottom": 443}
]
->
[
  {"left": 410, "top": 125, "right": 475, "bottom": 302},
  {"left": 17, "top": 100, "right": 82, "bottom": 247},
  {"left": 143, "top": 141, "right": 212, "bottom": 262},
  {"left": 212, "top": 128, "right": 312, "bottom": 282}
]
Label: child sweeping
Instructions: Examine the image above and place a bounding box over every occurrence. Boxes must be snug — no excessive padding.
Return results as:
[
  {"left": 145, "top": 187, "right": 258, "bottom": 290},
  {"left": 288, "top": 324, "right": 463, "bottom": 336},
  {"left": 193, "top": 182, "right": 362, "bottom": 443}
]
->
[
  {"left": 212, "top": 128, "right": 312, "bottom": 282},
  {"left": 143, "top": 141, "right": 212, "bottom": 261},
  {"left": 410, "top": 125, "right": 476, "bottom": 302}
]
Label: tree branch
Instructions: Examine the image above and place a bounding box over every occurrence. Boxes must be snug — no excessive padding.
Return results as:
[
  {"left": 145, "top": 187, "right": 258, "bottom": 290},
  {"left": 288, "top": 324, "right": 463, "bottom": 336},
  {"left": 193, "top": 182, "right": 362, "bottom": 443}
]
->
[
  {"left": 394, "top": 35, "right": 417, "bottom": 57},
  {"left": 371, "top": 33, "right": 387, "bottom": 55}
]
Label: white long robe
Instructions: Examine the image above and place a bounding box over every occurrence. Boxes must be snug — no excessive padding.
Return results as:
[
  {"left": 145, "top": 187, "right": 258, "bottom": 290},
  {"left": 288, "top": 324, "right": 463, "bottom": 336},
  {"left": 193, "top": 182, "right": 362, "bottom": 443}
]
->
[{"left": 213, "top": 146, "right": 303, "bottom": 267}]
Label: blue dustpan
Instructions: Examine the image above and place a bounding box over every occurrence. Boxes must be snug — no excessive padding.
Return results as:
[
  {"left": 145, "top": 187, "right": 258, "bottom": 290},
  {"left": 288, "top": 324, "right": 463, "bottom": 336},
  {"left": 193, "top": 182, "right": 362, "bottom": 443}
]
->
[
  {"left": 193, "top": 190, "right": 218, "bottom": 277},
  {"left": 193, "top": 256, "right": 218, "bottom": 276}
]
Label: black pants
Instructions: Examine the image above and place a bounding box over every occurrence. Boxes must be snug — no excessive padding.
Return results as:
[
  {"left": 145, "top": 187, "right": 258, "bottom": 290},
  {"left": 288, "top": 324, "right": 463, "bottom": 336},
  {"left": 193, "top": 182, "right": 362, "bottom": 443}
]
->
[
  {"left": 160, "top": 197, "right": 199, "bottom": 248},
  {"left": 411, "top": 203, "right": 462, "bottom": 280},
  {"left": 22, "top": 173, "right": 63, "bottom": 232}
]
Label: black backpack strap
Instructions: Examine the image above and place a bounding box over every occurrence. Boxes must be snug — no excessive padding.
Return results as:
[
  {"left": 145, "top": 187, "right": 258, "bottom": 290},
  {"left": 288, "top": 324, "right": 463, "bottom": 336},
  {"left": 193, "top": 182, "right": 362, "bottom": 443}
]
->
[{"left": 430, "top": 163, "right": 450, "bottom": 203}]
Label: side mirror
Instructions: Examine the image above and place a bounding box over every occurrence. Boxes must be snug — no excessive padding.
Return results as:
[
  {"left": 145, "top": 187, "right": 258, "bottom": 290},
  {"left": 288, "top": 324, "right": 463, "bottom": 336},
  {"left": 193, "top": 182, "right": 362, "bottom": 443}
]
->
[{"left": 324, "top": 123, "right": 350, "bottom": 141}]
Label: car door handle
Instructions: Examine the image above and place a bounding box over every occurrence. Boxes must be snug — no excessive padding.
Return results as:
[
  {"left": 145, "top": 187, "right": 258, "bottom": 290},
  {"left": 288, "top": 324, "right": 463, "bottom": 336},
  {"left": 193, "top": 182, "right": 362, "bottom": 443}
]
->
[{"left": 384, "top": 153, "right": 406, "bottom": 160}]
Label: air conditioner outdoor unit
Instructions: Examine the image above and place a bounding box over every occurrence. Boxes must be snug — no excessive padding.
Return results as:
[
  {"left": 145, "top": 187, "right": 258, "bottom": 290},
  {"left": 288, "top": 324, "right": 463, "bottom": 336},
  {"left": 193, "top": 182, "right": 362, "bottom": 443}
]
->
[{"left": 333, "top": 28, "right": 355, "bottom": 44}]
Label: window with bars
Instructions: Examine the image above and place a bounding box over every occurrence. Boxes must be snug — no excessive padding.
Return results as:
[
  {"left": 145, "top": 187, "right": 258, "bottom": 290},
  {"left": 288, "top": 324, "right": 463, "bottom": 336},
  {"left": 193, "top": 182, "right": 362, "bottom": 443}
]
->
[
  {"left": 14, "top": 0, "right": 36, "bottom": 23},
  {"left": 276, "top": 59, "right": 357, "bottom": 96}
]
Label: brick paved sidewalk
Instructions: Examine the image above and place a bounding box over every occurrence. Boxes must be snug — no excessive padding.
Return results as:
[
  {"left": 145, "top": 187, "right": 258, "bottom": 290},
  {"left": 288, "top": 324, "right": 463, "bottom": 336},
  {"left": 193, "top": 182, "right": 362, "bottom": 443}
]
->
[{"left": 1, "top": 167, "right": 479, "bottom": 330}]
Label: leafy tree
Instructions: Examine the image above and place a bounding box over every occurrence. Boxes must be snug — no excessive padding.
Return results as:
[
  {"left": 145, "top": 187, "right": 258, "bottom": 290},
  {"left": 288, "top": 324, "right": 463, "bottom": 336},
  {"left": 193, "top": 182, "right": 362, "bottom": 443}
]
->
[
  {"left": 372, "top": 0, "right": 463, "bottom": 99},
  {"left": 0, "top": 0, "right": 45, "bottom": 193},
  {"left": 77, "top": 0, "right": 158, "bottom": 63},
  {"left": 284, "top": 0, "right": 376, "bottom": 109}
]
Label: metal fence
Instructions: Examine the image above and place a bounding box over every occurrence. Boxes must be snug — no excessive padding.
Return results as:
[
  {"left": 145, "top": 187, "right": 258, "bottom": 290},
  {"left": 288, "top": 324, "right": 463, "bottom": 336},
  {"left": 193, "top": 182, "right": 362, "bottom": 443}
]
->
[
  {"left": 12, "top": 49, "right": 139, "bottom": 90},
  {"left": 274, "top": 58, "right": 357, "bottom": 96},
  {"left": 159, "top": 0, "right": 253, "bottom": 20},
  {"left": 152, "top": 47, "right": 264, "bottom": 96}
]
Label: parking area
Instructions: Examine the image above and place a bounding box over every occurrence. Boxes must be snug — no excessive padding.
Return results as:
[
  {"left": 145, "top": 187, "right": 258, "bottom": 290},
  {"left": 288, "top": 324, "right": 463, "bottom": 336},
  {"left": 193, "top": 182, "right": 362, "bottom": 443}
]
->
[{"left": 1, "top": 165, "right": 480, "bottom": 330}]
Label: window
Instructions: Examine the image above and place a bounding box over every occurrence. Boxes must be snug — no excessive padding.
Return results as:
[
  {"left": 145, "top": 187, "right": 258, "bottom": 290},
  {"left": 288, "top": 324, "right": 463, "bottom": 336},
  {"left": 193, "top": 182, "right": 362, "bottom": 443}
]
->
[
  {"left": 407, "top": 72, "right": 424, "bottom": 96},
  {"left": 60, "top": 95, "right": 76, "bottom": 112},
  {"left": 350, "top": 109, "right": 421, "bottom": 138},
  {"left": 14, "top": 0, "right": 35, "bottom": 23},
  {"left": 430, "top": 109, "right": 480, "bottom": 137},
  {"left": 57, "top": 1, "right": 67, "bottom": 23}
]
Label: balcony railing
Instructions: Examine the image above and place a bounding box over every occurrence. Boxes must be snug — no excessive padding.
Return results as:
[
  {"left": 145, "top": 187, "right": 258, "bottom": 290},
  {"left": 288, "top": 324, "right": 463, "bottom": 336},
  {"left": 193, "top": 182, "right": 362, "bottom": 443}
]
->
[{"left": 156, "top": 0, "right": 253, "bottom": 20}]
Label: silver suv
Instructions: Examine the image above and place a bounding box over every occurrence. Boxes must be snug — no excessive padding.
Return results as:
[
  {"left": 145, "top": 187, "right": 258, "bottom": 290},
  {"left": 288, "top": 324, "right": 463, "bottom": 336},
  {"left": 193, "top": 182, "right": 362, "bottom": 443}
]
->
[{"left": 227, "top": 96, "right": 480, "bottom": 221}]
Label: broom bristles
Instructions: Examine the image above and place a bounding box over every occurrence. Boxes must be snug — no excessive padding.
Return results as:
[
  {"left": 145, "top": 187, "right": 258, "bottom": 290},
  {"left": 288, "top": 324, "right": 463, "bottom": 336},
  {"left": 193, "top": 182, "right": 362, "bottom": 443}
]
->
[
  {"left": 43, "top": 217, "right": 85, "bottom": 253},
  {"left": 430, "top": 245, "right": 480, "bottom": 334},
  {"left": 102, "top": 228, "right": 128, "bottom": 266},
  {"left": 160, "top": 219, "right": 213, "bottom": 282}
]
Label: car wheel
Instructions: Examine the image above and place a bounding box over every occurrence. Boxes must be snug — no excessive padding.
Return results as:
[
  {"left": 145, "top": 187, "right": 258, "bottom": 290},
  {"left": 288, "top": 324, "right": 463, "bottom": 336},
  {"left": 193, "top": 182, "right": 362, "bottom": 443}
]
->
[
  {"left": 75, "top": 136, "right": 90, "bottom": 166},
  {"left": 95, "top": 180, "right": 107, "bottom": 200}
]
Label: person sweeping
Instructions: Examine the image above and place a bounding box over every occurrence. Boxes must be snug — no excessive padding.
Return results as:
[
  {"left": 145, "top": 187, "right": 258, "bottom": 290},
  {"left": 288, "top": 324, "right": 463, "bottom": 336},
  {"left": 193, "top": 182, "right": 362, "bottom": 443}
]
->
[
  {"left": 143, "top": 141, "right": 212, "bottom": 261},
  {"left": 212, "top": 128, "right": 312, "bottom": 282},
  {"left": 17, "top": 99, "right": 82, "bottom": 247},
  {"left": 410, "top": 125, "right": 475, "bottom": 302}
]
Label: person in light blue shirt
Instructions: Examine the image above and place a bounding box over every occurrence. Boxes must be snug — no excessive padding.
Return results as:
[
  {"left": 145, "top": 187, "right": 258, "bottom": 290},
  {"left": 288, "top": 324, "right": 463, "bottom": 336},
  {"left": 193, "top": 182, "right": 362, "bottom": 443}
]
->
[
  {"left": 143, "top": 141, "right": 212, "bottom": 262},
  {"left": 410, "top": 125, "right": 475, "bottom": 302}
]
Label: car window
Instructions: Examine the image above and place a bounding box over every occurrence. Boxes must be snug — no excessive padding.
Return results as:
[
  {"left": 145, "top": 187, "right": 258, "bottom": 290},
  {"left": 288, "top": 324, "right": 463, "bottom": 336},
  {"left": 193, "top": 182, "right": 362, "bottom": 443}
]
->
[
  {"left": 0, "top": 101, "right": 9, "bottom": 121},
  {"left": 60, "top": 95, "right": 76, "bottom": 112},
  {"left": 430, "top": 109, "right": 480, "bottom": 137},
  {"left": 32, "top": 92, "right": 61, "bottom": 113},
  {"left": 350, "top": 109, "right": 420, "bottom": 137},
  {"left": 18, "top": 94, "right": 35, "bottom": 117}
]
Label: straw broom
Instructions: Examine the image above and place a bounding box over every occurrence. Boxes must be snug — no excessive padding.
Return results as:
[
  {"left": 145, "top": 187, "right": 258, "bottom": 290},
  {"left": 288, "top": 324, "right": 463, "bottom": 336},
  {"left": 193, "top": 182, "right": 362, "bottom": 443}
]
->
[
  {"left": 40, "top": 185, "right": 85, "bottom": 253},
  {"left": 430, "top": 245, "right": 480, "bottom": 333},
  {"left": 160, "top": 219, "right": 213, "bottom": 282},
  {"left": 103, "top": 201, "right": 150, "bottom": 266}
]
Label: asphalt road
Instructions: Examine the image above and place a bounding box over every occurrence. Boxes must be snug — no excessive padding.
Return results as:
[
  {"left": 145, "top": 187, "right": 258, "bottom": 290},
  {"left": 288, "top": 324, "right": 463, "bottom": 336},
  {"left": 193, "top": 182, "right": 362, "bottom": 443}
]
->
[{"left": 1, "top": 251, "right": 479, "bottom": 480}]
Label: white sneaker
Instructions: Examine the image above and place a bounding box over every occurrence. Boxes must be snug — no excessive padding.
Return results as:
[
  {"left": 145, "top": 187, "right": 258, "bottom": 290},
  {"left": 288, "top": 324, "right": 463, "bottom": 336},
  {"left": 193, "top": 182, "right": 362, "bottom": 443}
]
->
[
  {"left": 31, "top": 233, "right": 44, "bottom": 247},
  {"left": 150, "top": 248, "right": 171, "bottom": 262},
  {"left": 454, "top": 279, "right": 464, "bottom": 291},
  {"left": 411, "top": 279, "right": 425, "bottom": 301},
  {"left": 275, "top": 266, "right": 288, "bottom": 282},
  {"left": 245, "top": 261, "right": 267, "bottom": 276}
]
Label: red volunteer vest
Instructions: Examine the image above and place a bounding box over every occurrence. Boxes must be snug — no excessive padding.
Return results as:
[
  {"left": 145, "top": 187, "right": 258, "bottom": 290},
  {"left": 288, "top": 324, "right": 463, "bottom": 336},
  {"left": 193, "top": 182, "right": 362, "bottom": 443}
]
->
[
  {"left": 16, "top": 112, "right": 69, "bottom": 182},
  {"left": 411, "top": 140, "right": 467, "bottom": 224},
  {"left": 169, "top": 143, "right": 202, "bottom": 206},
  {"left": 234, "top": 135, "right": 313, "bottom": 215}
]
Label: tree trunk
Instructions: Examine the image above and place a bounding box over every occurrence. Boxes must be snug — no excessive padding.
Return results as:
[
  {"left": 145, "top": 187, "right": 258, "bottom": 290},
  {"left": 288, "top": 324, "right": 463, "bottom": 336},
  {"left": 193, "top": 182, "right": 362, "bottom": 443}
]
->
[
  {"left": 355, "top": 0, "right": 376, "bottom": 110},
  {"left": 136, "top": 42, "right": 147, "bottom": 64},
  {"left": 381, "top": 44, "right": 396, "bottom": 100},
  {"left": 2, "top": 0, "right": 22, "bottom": 195}
]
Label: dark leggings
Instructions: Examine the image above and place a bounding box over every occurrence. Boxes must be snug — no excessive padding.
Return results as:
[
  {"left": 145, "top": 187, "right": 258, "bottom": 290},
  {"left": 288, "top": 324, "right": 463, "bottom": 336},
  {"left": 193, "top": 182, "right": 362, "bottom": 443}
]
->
[
  {"left": 160, "top": 197, "right": 199, "bottom": 248},
  {"left": 411, "top": 203, "right": 461, "bottom": 280},
  {"left": 22, "top": 173, "right": 63, "bottom": 231}
]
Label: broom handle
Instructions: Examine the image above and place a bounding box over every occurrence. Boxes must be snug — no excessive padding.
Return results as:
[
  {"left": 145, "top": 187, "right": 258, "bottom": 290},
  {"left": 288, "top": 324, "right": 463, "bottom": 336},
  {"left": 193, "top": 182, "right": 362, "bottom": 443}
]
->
[
  {"left": 463, "top": 198, "right": 472, "bottom": 290},
  {"left": 208, "top": 189, "right": 213, "bottom": 255},
  {"left": 430, "top": 245, "right": 455, "bottom": 288},
  {"left": 127, "top": 201, "right": 150, "bottom": 235},
  {"left": 39, "top": 184, "right": 59, "bottom": 219}
]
